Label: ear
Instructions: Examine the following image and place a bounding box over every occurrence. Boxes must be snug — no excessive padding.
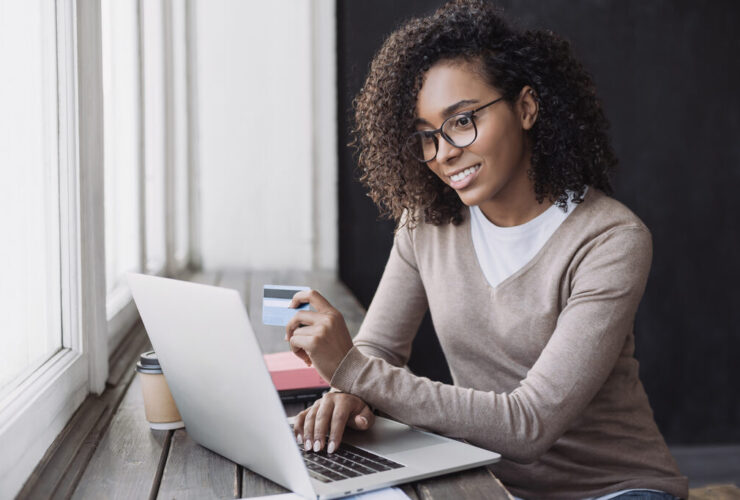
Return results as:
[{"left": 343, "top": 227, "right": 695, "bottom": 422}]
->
[{"left": 517, "top": 86, "right": 539, "bottom": 131}]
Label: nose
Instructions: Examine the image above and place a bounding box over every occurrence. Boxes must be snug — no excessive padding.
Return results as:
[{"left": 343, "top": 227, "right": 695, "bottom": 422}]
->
[{"left": 435, "top": 135, "right": 462, "bottom": 164}]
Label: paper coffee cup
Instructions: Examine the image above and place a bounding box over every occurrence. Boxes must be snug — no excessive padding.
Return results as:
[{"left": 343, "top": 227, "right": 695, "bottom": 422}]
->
[{"left": 136, "top": 350, "right": 185, "bottom": 430}]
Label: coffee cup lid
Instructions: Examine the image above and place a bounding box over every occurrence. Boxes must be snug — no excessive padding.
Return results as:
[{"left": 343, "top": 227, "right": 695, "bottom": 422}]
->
[{"left": 136, "top": 350, "right": 163, "bottom": 374}]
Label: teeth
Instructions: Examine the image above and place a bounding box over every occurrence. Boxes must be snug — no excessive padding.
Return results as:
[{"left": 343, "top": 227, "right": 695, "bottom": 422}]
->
[{"left": 450, "top": 165, "right": 480, "bottom": 182}]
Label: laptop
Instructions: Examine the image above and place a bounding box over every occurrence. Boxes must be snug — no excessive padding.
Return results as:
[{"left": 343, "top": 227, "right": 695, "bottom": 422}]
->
[{"left": 127, "top": 273, "right": 500, "bottom": 499}]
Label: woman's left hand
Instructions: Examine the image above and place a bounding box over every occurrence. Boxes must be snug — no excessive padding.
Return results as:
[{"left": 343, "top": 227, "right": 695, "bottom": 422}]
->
[{"left": 285, "top": 290, "right": 354, "bottom": 383}]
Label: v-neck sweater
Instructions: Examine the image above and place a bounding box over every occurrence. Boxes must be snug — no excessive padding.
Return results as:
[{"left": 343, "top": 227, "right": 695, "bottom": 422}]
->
[
  {"left": 470, "top": 188, "right": 581, "bottom": 288},
  {"left": 330, "top": 188, "right": 688, "bottom": 500}
]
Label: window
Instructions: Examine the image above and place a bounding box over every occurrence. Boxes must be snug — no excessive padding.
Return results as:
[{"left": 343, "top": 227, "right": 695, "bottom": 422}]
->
[
  {"left": 142, "top": 0, "right": 168, "bottom": 274},
  {"left": 170, "top": 0, "right": 191, "bottom": 268},
  {"left": 0, "top": 0, "right": 63, "bottom": 404},
  {"left": 0, "top": 0, "right": 106, "bottom": 496},
  {"left": 0, "top": 0, "right": 195, "bottom": 496},
  {"left": 102, "top": 0, "right": 192, "bottom": 352},
  {"left": 102, "top": 0, "right": 142, "bottom": 329}
]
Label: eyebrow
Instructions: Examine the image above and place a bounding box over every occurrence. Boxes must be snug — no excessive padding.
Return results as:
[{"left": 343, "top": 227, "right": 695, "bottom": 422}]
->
[{"left": 413, "top": 99, "right": 480, "bottom": 127}]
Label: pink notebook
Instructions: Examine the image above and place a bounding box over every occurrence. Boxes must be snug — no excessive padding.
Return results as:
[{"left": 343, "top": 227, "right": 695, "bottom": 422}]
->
[{"left": 263, "top": 351, "right": 330, "bottom": 391}]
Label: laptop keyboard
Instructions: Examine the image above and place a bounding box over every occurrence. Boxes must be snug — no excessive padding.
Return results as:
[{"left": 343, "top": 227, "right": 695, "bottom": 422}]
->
[{"left": 291, "top": 429, "right": 405, "bottom": 483}]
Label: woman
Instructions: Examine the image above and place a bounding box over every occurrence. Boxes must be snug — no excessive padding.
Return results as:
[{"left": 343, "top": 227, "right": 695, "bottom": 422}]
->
[{"left": 285, "top": 1, "right": 689, "bottom": 498}]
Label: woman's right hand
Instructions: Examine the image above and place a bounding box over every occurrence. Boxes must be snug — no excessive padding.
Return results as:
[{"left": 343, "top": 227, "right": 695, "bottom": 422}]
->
[{"left": 294, "top": 391, "right": 375, "bottom": 454}]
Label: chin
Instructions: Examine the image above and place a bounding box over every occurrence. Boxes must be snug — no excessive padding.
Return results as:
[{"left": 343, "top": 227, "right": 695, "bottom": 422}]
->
[
  {"left": 456, "top": 195, "right": 478, "bottom": 207},
  {"left": 455, "top": 187, "right": 494, "bottom": 207}
]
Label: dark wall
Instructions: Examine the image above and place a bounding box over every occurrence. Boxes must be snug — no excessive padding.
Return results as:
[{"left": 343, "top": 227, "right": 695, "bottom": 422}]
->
[{"left": 336, "top": 0, "right": 740, "bottom": 445}]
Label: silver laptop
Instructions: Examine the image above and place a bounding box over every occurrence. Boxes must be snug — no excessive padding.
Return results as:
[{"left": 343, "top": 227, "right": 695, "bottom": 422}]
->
[{"left": 127, "top": 273, "right": 500, "bottom": 499}]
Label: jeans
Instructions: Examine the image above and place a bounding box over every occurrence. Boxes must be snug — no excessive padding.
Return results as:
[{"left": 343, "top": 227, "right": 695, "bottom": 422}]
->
[{"left": 610, "top": 491, "right": 680, "bottom": 500}]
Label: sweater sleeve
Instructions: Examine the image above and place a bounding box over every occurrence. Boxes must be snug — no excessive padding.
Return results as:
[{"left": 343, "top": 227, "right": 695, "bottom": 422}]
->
[
  {"left": 330, "top": 225, "right": 653, "bottom": 464},
  {"left": 349, "top": 222, "right": 429, "bottom": 367}
]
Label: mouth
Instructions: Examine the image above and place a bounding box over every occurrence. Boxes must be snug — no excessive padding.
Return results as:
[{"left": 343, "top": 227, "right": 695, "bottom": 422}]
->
[{"left": 447, "top": 164, "right": 481, "bottom": 190}]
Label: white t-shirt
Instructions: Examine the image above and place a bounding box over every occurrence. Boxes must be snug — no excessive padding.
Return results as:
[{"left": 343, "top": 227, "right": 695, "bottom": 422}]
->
[{"left": 470, "top": 188, "right": 586, "bottom": 289}]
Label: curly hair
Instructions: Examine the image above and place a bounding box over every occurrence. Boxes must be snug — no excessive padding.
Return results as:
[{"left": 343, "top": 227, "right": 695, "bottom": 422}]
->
[{"left": 351, "top": 0, "right": 617, "bottom": 228}]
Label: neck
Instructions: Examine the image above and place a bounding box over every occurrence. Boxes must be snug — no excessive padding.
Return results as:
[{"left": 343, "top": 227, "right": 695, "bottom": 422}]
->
[{"left": 477, "top": 177, "right": 552, "bottom": 227}]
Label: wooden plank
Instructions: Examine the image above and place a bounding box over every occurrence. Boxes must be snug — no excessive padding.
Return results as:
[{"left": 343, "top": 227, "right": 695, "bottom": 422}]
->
[
  {"left": 240, "top": 467, "right": 289, "bottom": 497},
  {"left": 70, "top": 375, "right": 171, "bottom": 500},
  {"left": 19, "top": 325, "right": 150, "bottom": 499},
  {"left": 51, "top": 370, "right": 139, "bottom": 499},
  {"left": 690, "top": 484, "right": 740, "bottom": 500},
  {"left": 16, "top": 397, "right": 107, "bottom": 499},
  {"left": 414, "top": 466, "right": 513, "bottom": 500},
  {"left": 156, "top": 430, "right": 238, "bottom": 500}
]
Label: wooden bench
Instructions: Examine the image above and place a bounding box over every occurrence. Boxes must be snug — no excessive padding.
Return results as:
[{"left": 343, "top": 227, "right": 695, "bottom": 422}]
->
[{"left": 18, "top": 270, "right": 512, "bottom": 499}]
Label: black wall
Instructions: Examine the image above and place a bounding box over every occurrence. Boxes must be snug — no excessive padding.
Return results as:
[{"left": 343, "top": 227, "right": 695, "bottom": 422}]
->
[{"left": 336, "top": 0, "right": 740, "bottom": 445}]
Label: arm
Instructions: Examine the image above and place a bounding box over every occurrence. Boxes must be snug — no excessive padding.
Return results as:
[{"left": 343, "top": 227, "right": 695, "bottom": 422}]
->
[
  {"left": 330, "top": 226, "right": 653, "bottom": 463},
  {"left": 287, "top": 224, "right": 429, "bottom": 452},
  {"left": 351, "top": 224, "right": 430, "bottom": 367}
]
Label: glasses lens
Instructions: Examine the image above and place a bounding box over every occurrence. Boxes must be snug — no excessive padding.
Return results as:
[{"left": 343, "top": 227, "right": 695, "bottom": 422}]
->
[
  {"left": 406, "top": 132, "right": 437, "bottom": 162},
  {"left": 442, "top": 113, "right": 476, "bottom": 148}
]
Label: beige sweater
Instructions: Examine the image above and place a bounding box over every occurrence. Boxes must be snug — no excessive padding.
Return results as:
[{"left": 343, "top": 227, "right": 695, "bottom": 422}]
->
[{"left": 331, "top": 188, "right": 688, "bottom": 499}]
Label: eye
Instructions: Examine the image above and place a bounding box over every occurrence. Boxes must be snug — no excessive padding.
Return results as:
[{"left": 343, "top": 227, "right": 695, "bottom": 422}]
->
[{"left": 453, "top": 115, "right": 472, "bottom": 128}]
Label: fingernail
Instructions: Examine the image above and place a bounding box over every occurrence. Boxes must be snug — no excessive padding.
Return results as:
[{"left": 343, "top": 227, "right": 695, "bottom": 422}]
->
[
  {"left": 327, "top": 441, "right": 335, "bottom": 454},
  {"left": 313, "top": 440, "right": 321, "bottom": 452},
  {"left": 305, "top": 439, "right": 312, "bottom": 451},
  {"left": 357, "top": 416, "right": 368, "bottom": 427},
  {"left": 296, "top": 434, "right": 303, "bottom": 445}
]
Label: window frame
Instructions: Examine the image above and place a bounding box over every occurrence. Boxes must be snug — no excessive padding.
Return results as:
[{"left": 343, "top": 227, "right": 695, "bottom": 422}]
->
[{"left": 0, "top": 0, "right": 107, "bottom": 496}]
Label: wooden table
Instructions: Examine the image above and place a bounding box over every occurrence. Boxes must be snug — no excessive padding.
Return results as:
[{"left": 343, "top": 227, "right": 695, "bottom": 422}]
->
[{"left": 19, "top": 271, "right": 512, "bottom": 499}]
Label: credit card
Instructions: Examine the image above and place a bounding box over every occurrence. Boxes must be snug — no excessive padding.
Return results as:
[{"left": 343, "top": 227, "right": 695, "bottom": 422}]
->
[{"left": 262, "top": 285, "right": 310, "bottom": 326}]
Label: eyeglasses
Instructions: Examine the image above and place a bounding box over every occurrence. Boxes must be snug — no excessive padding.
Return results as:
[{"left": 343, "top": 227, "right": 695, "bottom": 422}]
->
[{"left": 405, "top": 96, "right": 506, "bottom": 163}]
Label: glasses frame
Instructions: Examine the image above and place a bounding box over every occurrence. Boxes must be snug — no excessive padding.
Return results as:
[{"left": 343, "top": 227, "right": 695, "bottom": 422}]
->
[{"left": 406, "top": 96, "right": 506, "bottom": 163}]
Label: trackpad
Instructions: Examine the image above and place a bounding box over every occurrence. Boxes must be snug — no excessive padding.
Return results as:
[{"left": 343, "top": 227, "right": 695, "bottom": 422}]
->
[{"left": 344, "top": 417, "right": 447, "bottom": 456}]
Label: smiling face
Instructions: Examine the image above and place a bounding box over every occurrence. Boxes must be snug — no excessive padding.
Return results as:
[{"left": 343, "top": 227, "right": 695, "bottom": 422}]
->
[{"left": 414, "top": 59, "right": 542, "bottom": 224}]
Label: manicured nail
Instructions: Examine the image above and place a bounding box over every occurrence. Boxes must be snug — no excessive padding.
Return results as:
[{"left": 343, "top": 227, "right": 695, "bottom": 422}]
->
[
  {"left": 305, "top": 439, "right": 312, "bottom": 451},
  {"left": 296, "top": 434, "right": 303, "bottom": 445},
  {"left": 327, "top": 441, "right": 335, "bottom": 454},
  {"left": 313, "top": 440, "right": 321, "bottom": 452}
]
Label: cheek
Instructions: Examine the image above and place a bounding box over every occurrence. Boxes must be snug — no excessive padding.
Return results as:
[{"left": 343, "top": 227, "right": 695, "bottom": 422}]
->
[
  {"left": 426, "top": 162, "right": 445, "bottom": 181},
  {"left": 475, "top": 124, "right": 522, "bottom": 165}
]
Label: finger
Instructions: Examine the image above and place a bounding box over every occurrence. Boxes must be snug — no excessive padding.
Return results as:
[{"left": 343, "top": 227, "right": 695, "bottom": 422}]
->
[
  {"left": 327, "top": 402, "right": 352, "bottom": 454},
  {"left": 289, "top": 333, "right": 317, "bottom": 359},
  {"left": 285, "top": 326, "right": 313, "bottom": 366},
  {"left": 288, "top": 341, "right": 312, "bottom": 366},
  {"left": 349, "top": 404, "right": 375, "bottom": 430},
  {"left": 295, "top": 349, "right": 312, "bottom": 366},
  {"left": 285, "top": 310, "right": 322, "bottom": 336},
  {"left": 293, "top": 409, "right": 308, "bottom": 444},
  {"left": 312, "top": 397, "right": 335, "bottom": 452},
  {"left": 288, "top": 289, "right": 334, "bottom": 314},
  {"left": 289, "top": 323, "right": 320, "bottom": 338},
  {"left": 287, "top": 325, "right": 317, "bottom": 365},
  {"left": 302, "top": 402, "right": 319, "bottom": 452}
]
